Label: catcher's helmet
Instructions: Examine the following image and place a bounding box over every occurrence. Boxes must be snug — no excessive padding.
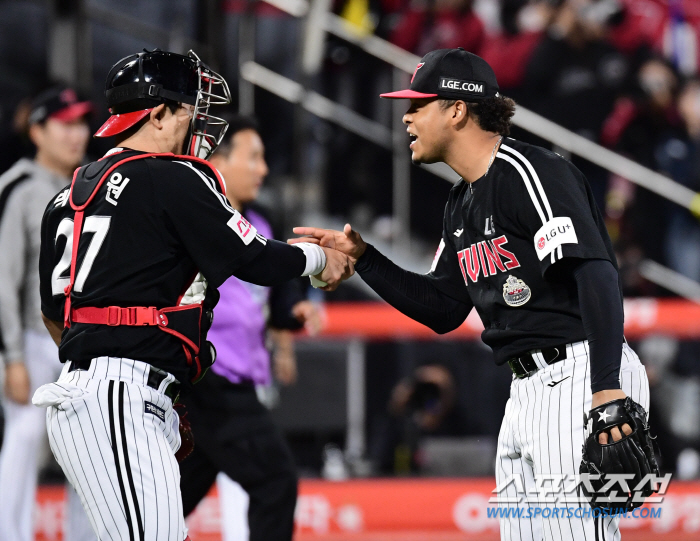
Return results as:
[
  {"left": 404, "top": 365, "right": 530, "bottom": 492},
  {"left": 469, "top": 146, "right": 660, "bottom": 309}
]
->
[{"left": 95, "top": 49, "right": 231, "bottom": 160}]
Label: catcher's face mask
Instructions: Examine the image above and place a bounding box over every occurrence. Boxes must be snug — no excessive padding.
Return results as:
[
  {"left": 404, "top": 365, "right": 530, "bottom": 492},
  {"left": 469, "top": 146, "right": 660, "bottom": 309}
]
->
[
  {"left": 96, "top": 49, "right": 231, "bottom": 160},
  {"left": 185, "top": 50, "right": 231, "bottom": 160}
]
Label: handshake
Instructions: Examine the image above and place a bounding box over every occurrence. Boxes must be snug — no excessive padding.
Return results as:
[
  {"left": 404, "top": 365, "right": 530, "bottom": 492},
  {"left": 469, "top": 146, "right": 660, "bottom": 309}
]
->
[{"left": 289, "top": 224, "right": 365, "bottom": 291}]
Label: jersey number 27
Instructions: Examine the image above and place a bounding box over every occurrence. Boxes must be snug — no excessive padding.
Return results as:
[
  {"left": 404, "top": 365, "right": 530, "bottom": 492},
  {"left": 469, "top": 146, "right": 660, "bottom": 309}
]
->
[{"left": 51, "top": 216, "right": 112, "bottom": 296}]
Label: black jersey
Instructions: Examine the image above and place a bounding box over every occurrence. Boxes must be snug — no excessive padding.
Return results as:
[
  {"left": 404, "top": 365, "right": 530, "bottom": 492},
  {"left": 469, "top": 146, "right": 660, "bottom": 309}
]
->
[
  {"left": 39, "top": 148, "right": 267, "bottom": 383},
  {"left": 428, "top": 138, "right": 618, "bottom": 364}
]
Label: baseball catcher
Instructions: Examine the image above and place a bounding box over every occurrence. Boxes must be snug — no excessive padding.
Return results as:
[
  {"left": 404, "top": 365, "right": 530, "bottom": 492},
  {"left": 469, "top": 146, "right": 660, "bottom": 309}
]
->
[{"left": 34, "top": 48, "right": 353, "bottom": 541}]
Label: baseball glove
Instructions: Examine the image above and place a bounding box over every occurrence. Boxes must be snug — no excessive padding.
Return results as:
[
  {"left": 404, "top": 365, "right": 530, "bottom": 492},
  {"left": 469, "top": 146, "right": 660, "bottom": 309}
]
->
[
  {"left": 579, "top": 397, "right": 659, "bottom": 511},
  {"left": 173, "top": 403, "right": 194, "bottom": 463}
]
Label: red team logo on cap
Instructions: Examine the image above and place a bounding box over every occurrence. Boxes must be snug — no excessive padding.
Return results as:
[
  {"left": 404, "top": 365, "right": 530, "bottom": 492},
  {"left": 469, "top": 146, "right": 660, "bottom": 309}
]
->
[
  {"left": 537, "top": 237, "right": 545, "bottom": 250},
  {"left": 60, "top": 88, "right": 78, "bottom": 104},
  {"left": 411, "top": 63, "right": 424, "bottom": 83}
]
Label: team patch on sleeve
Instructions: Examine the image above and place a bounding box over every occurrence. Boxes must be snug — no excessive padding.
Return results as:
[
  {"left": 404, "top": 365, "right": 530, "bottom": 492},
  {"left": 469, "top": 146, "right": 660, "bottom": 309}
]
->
[
  {"left": 429, "top": 239, "right": 445, "bottom": 273},
  {"left": 533, "top": 216, "right": 578, "bottom": 261},
  {"left": 227, "top": 209, "right": 258, "bottom": 245}
]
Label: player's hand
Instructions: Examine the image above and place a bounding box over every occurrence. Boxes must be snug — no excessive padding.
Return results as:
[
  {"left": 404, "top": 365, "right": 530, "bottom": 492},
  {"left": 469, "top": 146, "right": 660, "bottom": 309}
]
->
[
  {"left": 5, "top": 362, "right": 30, "bottom": 404},
  {"left": 273, "top": 337, "right": 298, "bottom": 387},
  {"left": 269, "top": 329, "right": 298, "bottom": 386},
  {"left": 290, "top": 224, "right": 367, "bottom": 264},
  {"left": 292, "top": 300, "right": 324, "bottom": 336},
  {"left": 274, "top": 348, "right": 297, "bottom": 386},
  {"left": 591, "top": 388, "right": 632, "bottom": 444},
  {"left": 316, "top": 247, "right": 354, "bottom": 291}
]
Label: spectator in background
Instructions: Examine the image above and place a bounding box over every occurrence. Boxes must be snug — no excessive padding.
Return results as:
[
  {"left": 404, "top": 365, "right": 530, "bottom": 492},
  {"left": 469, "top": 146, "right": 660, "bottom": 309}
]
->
[
  {"left": 603, "top": 57, "right": 681, "bottom": 293},
  {"left": 369, "top": 364, "right": 467, "bottom": 475},
  {"left": 390, "top": 0, "right": 485, "bottom": 56},
  {"left": 481, "top": 0, "right": 553, "bottom": 98},
  {"left": 519, "top": 0, "right": 631, "bottom": 207},
  {"left": 179, "top": 116, "right": 322, "bottom": 541},
  {"left": 663, "top": 0, "right": 699, "bottom": 77},
  {"left": 659, "top": 78, "right": 700, "bottom": 282},
  {"left": 0, "top": 85, "right": 93, "bottom": 541},
  {"left": 606, "top": 0, "right": 664, "bottom": 55},
  {"left": 0, "top": 98, "right": 34, "bottom": 177}
]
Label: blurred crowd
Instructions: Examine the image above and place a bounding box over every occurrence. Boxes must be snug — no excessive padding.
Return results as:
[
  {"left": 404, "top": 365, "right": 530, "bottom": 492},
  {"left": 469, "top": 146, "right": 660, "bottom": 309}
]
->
[{"left": 0, "top": 0, "right": 700, "bottom": 500}]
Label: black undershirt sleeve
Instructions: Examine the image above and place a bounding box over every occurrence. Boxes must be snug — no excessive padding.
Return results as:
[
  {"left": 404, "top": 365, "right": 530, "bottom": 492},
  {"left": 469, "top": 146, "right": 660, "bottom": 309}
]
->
[
  {"left": 268, "top": 278, "right": 306, "bottom": 330},
  {"left": 355, "top": 244, "right": 472, "bottom": 334},
  {"left": 232, "top": 239, "right": 307, "bottom": 287},
  {"left": 572, "top": 258, "right": 623, "bottom": 393}
]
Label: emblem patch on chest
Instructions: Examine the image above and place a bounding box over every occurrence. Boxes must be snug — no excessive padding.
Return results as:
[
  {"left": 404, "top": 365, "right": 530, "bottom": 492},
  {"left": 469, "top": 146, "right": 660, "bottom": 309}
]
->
[{"left": 503, "top": 275, "right": 531, "bottom": 307}]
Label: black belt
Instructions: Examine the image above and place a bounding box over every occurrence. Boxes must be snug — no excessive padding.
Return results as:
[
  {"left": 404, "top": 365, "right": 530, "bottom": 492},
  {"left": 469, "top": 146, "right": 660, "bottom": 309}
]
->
[
  {"left": 507, "top": 344, "right": 568, "bottom": 379},
  {"left": 68, "top": 358, "right": 180, "bottom": 402}
]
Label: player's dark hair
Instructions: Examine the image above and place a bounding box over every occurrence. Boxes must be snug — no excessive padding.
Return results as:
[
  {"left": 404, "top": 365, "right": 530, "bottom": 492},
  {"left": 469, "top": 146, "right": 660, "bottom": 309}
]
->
[
  {"left": 214, "top": 114, "right": 260, "bottom": 156},
  {"left": 439, "top": 95, "right": 516, "bottom": 135},
  {"left": 113, "top": 100, "right": 180, "bottom": 144}
]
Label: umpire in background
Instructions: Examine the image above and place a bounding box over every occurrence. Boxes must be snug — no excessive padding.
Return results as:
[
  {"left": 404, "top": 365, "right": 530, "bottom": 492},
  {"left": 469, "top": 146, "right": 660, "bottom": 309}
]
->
[
  {"left": 0, "top": 86, "right": 94, "bottom": 541},
  {"left": 179, "top": 117, "right": 319, "bottom": 541}
]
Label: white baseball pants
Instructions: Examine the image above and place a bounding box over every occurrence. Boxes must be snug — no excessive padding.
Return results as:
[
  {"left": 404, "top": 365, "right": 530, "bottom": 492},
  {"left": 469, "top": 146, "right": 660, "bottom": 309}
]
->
[
  {"left": 33, "top": 357, "right": 187, "bottom": 541},
  {"left": 496, "top": 341, "right": 650, "bottom": 541}
]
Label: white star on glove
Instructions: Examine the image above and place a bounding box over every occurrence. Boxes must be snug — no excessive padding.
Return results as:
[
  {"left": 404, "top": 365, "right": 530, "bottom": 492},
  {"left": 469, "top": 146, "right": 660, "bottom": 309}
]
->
[{"left": 598, "top": 409, "right": 611, "bottom": 423}]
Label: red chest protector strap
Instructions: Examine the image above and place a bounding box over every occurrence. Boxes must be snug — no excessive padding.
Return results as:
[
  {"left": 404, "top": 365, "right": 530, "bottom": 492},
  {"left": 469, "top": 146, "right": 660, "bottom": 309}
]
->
[
  {"left": 71, "top": 306, "right": 167, "bottom": 327},
  {"left": 63, "top": 151, "right": 226, "bottom": 382}
]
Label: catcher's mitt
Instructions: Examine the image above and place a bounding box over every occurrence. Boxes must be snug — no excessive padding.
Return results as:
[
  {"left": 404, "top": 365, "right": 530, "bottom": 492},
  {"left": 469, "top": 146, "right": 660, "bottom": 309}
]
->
[
  {"left": 579, "top": 397, "right": 659, "bottom": 511},
  {"left": 173, "top": 403, "right": 194, "bottom": 463}
]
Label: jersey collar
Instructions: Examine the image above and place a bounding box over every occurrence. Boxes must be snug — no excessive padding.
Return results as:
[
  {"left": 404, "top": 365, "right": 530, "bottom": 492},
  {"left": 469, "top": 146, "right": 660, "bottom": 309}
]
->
[{"left": 104, "top": 147, "right": 125, "bottom": 157}]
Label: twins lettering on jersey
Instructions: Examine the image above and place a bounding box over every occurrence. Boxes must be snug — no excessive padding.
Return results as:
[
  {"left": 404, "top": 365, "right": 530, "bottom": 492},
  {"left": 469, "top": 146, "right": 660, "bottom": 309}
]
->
[{"left": 457, "top": 235, "right": 520, "bottom": 284}]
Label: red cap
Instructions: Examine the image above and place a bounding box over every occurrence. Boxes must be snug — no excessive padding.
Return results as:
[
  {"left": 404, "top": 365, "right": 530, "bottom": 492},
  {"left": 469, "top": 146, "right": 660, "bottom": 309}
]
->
[
  {"left": 379, "top": 89, "right": 438, "bottom": 99},
  {"left": 94, "top": 109, "right": 153, "bottom": 138},
  {"left": 51, "top": 101, "right": 94, "bottom": 122},
  {"left": 29, "top": 86, "right": 93, "bottom": 124}
]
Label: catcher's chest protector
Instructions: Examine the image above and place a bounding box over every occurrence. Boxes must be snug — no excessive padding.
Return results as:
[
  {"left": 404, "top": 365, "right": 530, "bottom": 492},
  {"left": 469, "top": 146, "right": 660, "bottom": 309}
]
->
[{"left": 64, "top": 151, "right": 221, "bottom": 382}]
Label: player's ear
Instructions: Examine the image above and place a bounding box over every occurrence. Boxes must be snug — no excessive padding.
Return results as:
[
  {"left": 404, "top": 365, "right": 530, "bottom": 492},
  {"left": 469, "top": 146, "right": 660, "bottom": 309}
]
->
[
  {"left": 150, "top": 103, "right": 168, "bottom": 129},
  {"left": 452, "top": 101, "right": 468, "bottom": 127},
  {"left": 28, "top": 122, "right": 44, "bottom": 147}
]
